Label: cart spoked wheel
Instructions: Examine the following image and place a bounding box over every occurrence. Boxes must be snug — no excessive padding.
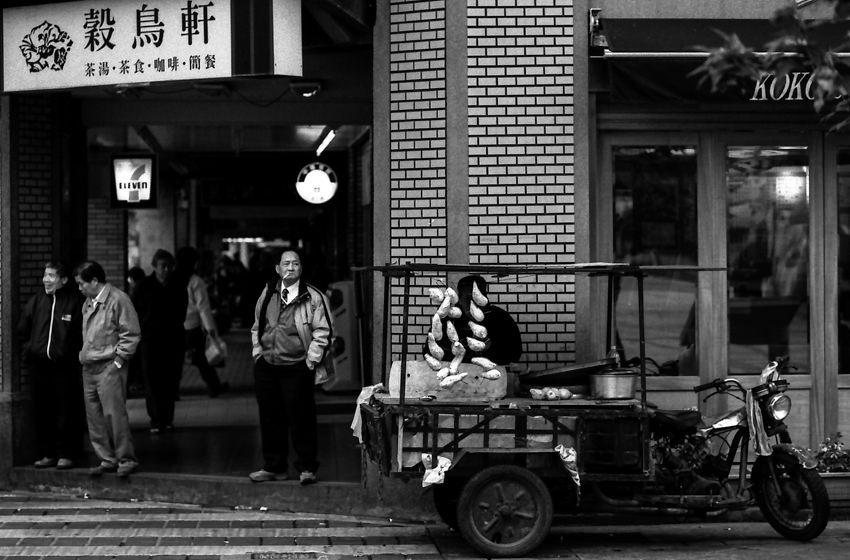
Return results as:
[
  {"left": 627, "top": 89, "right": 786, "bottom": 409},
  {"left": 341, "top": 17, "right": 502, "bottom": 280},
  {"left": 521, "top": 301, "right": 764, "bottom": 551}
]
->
[
  {"left": 456, "top": 465, "right": 553, "bottom": 558},
  {"left": 432, "top": 477, "right": 462, "bottom": 529}
]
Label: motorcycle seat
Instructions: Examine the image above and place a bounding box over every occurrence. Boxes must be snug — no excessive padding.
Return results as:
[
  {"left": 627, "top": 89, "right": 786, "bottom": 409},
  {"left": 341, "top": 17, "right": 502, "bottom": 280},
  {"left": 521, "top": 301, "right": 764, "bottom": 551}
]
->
[{"left": 651, "top": 409, "right": 703, "bottom": 432}]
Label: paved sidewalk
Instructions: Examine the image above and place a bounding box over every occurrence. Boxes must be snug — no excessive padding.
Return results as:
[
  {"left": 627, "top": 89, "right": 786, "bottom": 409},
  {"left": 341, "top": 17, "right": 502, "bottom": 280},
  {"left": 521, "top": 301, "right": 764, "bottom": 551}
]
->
[{"left": 2, "top": 490, "right": 850, "bottom": 559}]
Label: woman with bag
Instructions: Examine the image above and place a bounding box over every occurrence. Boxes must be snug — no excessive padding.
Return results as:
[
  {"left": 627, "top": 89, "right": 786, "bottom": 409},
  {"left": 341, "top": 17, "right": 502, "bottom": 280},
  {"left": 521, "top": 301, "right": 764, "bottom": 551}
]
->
[{"left": 176, "top": 247, "right": 229, "bottom": 398}]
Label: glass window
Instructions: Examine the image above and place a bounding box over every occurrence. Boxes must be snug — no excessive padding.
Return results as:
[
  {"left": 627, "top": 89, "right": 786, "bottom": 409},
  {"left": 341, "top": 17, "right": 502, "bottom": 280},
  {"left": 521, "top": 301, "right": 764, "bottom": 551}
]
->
[
  {"left": 837, "top": 149, "right": 850, "bottom": 373},
  {"left": 612, "top": 146, "right": 698, "bottom": 375},
  {"left": 726, "top": 146, "right": 809, "bottom": 374}
]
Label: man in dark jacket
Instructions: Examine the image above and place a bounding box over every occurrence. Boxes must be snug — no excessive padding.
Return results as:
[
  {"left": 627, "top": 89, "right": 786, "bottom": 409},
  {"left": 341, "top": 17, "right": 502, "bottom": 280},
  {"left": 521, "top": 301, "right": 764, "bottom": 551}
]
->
[
  {"left": 18, "top": 260, "right": 85, "bottom": 469},
  {"left": 134, "top": 249, "right": 188, "bottom": 434}
]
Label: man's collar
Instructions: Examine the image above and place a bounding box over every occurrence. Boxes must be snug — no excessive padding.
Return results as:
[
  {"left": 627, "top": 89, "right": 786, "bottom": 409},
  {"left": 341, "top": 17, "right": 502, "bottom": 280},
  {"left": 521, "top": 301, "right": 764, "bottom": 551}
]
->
[
  {"left": 94, "top": 283, "right": 109, "bottom": 303},
  {"left": 281, "top": 280, "right": 300, "bottom": 299}
]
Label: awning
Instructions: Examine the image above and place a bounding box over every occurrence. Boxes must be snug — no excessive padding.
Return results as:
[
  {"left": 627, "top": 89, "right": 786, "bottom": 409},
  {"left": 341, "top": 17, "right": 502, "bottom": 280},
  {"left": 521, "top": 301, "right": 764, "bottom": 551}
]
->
[{"left": 598, "top": 18, "right": 850, "bottom": 58}]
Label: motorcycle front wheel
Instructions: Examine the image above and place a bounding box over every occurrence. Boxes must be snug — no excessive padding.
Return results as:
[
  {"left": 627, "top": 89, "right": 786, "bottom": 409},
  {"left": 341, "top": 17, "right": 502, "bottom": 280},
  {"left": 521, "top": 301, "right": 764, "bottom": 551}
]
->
[{"left": 752, "top": 451, "right": 830, "bottom": 541}]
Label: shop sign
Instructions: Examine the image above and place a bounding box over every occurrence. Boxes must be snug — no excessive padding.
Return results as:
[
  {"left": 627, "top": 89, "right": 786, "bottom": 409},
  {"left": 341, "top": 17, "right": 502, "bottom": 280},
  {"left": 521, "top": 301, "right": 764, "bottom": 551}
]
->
[
  {"left": 3, "top": 0, "right": 235, "bottom": 92},
  {"left": 749, "top": 71, "right": 844, "bottom": 102},
  {"left": 111, "top": 154, "right": 157, "bottom": 208}
]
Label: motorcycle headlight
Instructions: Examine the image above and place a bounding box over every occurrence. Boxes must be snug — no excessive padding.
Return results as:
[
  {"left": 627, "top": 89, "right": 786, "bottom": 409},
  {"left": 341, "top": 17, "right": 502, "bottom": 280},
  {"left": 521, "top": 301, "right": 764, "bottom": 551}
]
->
[{"left": 767, "top": 393, "right": 792, "bottom": 421}]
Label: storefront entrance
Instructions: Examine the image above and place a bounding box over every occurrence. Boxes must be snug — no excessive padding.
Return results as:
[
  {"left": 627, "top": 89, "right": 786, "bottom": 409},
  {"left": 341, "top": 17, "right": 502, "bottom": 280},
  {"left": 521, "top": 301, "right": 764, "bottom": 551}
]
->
[{"left": 595, "top": 127, "right": 850, "bottom": 446}]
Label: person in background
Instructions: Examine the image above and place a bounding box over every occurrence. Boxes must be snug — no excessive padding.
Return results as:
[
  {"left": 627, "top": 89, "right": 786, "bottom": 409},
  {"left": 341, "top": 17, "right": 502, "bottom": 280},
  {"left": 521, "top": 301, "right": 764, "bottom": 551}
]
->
[
  {"left": 176, "top": 246, "right": 229, "bottom": 398},
  {"left": 18, "top": 260, "right": 85, "bottom": 470},
  {"left": 248, "top": 249, "right": 332, "bottom": 485},
  {"left": 125, "top": 266, "right": 147, "bottom": 396},
  {"left": 134, "top": 249, "right": 188, "bottom": 434},
  {"left": 75, "top": 261, "right": 141, "bottom": 477}
]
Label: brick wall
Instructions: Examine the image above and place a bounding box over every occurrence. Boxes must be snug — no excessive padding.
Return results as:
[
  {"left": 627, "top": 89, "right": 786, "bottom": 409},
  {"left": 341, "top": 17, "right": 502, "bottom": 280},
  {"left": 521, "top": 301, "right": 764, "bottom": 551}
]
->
[
  {"left": 467, "top": 0, "right": 576, "bottom": 365},
  {"left": 389, "top": 0, "right": 449, "bottom": 352},
  {"left": 385, "top": 1, "right": 577, "bottom": 367},
  {"left": 87, "top": 198, "right": 126, "bottom": 287},
  {"left": 11, "top": 95, "right": 60, "bottom": 393}
]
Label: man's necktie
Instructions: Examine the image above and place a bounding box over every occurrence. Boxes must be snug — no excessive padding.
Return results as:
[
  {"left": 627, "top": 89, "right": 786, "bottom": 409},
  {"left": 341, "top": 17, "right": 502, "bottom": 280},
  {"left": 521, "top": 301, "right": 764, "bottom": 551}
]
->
[{"left": 282, "top": 288, "right": 288, "bottom": 304}]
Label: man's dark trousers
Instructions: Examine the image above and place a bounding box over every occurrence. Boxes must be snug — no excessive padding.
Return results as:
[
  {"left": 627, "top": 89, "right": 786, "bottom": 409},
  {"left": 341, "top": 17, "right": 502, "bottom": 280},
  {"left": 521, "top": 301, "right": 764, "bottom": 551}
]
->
[
  {"left": 31, "top": 357, "right": 85, "bottom": 460},
  {"left": 253, "top": 358, "right": 319, "bottom": 475}
]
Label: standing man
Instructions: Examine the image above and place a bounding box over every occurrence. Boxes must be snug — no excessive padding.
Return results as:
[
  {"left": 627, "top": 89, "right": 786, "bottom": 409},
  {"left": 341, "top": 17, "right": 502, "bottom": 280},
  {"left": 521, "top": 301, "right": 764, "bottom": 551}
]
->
[
  {"left": 75, "top": 261, "right": 141, "bottom": 477},
  {"left": 249, "top": 249, "right": 332, "bottom": 484},
  {"left": 134, "top": 249, "right": 188, "bottom": 434},
  {"left": 18, "top": 260, "right": 85, "bottom": 470}
]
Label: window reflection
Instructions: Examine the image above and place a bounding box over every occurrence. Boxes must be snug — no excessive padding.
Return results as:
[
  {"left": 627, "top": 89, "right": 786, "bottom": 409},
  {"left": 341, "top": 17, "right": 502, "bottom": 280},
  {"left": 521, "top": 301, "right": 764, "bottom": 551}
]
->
[
  {"left": 837, "top": 149, "right": 850, "bottom": 373},
  {"left": 727, "top": 146, "right": 809, "bottom": 374},
  {"left": 612, "top": 146, "right": 698, "bottom": 375}
]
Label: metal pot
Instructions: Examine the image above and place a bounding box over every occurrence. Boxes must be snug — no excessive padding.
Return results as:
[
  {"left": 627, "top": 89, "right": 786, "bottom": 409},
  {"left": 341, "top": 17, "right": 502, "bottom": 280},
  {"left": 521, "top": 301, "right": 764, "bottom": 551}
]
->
[{"left": 590, "top": 369, "right": 637, "bottom": 399}]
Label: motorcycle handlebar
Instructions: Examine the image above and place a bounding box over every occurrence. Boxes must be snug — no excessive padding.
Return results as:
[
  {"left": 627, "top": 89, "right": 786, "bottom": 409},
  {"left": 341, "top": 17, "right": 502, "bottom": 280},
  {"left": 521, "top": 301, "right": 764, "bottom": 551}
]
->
[{"left": 693, "top": 380, "right": 719, "bottom": 393}]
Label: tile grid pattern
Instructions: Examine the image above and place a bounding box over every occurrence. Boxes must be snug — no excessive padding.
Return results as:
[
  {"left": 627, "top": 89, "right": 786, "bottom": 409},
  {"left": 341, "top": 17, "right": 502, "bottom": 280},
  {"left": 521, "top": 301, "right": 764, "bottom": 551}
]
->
[
  {"left": 389, "top": 0, "right": 449, "bottom": 359},
  {"left": 468, "top": 0, "right": 577, "bottom": 366}
]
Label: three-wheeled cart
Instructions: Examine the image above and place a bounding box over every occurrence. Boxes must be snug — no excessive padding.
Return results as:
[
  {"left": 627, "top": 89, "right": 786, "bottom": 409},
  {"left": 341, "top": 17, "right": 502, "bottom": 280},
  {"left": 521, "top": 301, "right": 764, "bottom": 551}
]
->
[{"left": 355, "top": 263, "right": 659, "bottom": 557}]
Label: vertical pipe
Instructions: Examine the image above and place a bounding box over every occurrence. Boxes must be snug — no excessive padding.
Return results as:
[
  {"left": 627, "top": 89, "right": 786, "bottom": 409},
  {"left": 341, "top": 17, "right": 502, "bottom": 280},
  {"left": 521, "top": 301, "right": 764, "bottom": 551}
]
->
[
  {"left": 637, "top": 271, "right": 647, "bottom": 410},
  {"left": 606, "top": 274, "right": 613, "bottom": 351},
  {"left": 399, "top": 267, "right": 412, "bottom": 406},
  {"left": 381, "top": 268, "right": 390, "bottom": 384}
]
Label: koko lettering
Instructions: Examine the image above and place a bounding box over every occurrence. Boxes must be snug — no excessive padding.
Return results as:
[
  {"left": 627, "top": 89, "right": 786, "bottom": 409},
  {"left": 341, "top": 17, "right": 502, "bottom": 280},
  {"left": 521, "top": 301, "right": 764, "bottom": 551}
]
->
[{"left": 750, "top": 72, "right": 843, "bottom": 101}]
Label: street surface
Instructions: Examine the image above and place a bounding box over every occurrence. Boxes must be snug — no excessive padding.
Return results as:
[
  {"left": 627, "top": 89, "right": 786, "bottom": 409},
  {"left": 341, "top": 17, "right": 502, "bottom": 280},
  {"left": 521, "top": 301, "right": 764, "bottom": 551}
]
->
[{"left": 1, "top": 490, "right": 849, "bottom": 559}]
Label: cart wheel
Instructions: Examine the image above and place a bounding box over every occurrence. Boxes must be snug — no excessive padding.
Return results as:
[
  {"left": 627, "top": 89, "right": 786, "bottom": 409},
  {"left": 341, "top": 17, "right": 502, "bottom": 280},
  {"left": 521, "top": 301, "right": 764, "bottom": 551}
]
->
[
  {"left": 432, "top": 478, "right": 463, "bottom": 529},
  {"left": 456, "top": 465, "right": 553, "bottom": 558}
]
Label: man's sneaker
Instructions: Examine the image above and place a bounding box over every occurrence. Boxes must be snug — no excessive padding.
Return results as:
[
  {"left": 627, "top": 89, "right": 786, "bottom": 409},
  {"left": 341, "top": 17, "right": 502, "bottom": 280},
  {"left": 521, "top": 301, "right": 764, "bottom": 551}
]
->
[
  {"left": 248, "top": 469, "right": 283, "bottom": 483},
  {"left": 149, "top": 427, "right": 161, "bottom": 435},
  {"left": 56, "top": 458, "right": 74, "bottom": 470},
  {"left": 299, "top": 471, "right": 317, "bottom": 485},
  {"left": 117, "top": 462, "right": 138, "bottom": 478},
  {"left": 34, "top": 457, "right": 58, "bottom": 468},
  {"left": 88, "top": 463, "right": 118, "bottom": 477}
]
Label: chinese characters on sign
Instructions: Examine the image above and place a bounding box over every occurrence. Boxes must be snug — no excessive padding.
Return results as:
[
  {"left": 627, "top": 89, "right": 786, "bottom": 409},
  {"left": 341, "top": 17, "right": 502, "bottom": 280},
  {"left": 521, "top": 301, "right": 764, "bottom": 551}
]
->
[{"left": 3, "top": 0, "right": 233, "bottom": 92}]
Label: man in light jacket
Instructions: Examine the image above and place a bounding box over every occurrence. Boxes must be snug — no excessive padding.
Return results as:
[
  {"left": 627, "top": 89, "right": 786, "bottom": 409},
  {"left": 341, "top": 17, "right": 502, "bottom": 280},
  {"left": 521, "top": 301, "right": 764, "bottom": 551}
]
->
[
  {"left": 249, "top": 249, "right": 332, "bottom": 485},
  {"left": 75, "top": 261, "right": 141, "bottom": 478}
]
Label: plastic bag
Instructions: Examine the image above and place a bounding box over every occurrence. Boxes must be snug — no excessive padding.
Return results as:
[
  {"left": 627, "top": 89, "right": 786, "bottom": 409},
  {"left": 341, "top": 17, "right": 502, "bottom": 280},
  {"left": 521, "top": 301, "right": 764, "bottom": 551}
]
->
[{"left": 205, "top": 334, "right": 227, "bottom": 367}]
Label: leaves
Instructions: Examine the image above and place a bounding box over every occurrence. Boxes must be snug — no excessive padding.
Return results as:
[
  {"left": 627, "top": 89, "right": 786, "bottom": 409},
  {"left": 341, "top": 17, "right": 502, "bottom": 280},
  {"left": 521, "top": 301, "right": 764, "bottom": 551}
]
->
[{"left": 692, "top": 2, "right": 850, "bottom": 130}]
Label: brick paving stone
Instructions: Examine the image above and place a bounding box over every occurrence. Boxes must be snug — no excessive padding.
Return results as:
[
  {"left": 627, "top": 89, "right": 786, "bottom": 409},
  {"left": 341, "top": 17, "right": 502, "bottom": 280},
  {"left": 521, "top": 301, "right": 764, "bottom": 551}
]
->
[
  {"left": 98, "top": 520, "right": 132, "bottom": 528},
  {"left": 88, "top": 537, "right": 128, "bottom": 546},
  {"left": 191, "top": 536, "right": 228, "bottom": 545},
  {"left": 197, "top": 520, "right": 232, "bottom": 528},
  {"left": 19, "top": 537, "right": 55, "bottom": 546},
  {"left": 363, "top": 536, "right": 400, "bottom": 545},
  {"left": 329, "top": 520, "right": 363, "bottom": 527},
  {"left": 261, "top": 536, "right": 297, "bottom": 545},
  {"left": 165, "top": 520, "right": 200, "bottom": 528},
  {"left": 2, "top": 521, "right": 33, "bottom": 528},
  {"left": 158, "top": 536, "right": 195, "bottom": 545},
  {"left": 295, "top": 536, "right": 330, "bottom": 545},
  {"left": 330, "top": 536, "right": 364, "bottom": 544},
  {"left": 13, "top": 508, "right": 47, "bottom": 515},
  {"left": 0, "top": 538, "right": 19, "bottom": 546},
  {"left": 226, "top": 536, "right": 262, "bottom": 545},
  {"left": 131, "top": 520, "right": 167, "bottom": 528},
  {"left": 260, "top": 519, "right": 294, "bottom": 528},
  {"left": 64, "top": 521, "right": 99, "bottom": 528},
  {"left": 123, "top": 537, "right": 160, "bottom": 546},
  {"left": 33, "top": 521, "right": 67, "bottom": 529},
  {"left": 230, "top": 520, "right": 262, "bottom": 528},
  {"left": 52, "top": 537, "right": 90, "bottom": 546},
  {"left": 294, "top": 519, "right": 328, "bottom": 528}
]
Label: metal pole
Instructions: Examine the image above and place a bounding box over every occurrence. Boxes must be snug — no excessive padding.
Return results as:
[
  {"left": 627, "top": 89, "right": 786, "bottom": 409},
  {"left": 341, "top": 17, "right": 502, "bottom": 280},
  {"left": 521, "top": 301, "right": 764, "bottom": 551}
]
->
[
  {"left": 381, "top": 267, "right": 390, "bottom": 386},
  {"left": 399, "top": 266, "right": 412, "bottom": 406},
  {"left": 606, "top": 274, "right": 614, "bottom": 351},
  {"left": 636, "top": 271, "right": 647, "bottom": 411}
]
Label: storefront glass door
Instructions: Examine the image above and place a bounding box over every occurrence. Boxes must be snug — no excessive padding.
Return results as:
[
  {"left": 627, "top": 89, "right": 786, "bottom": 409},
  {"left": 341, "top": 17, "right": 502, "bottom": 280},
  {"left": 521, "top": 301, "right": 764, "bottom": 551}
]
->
[
  {"left": 604, "top": 142, "right": 698, "bottom": 374},
  {"left": 725, "top": 146, "right": 810, "bottom": 374}
]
